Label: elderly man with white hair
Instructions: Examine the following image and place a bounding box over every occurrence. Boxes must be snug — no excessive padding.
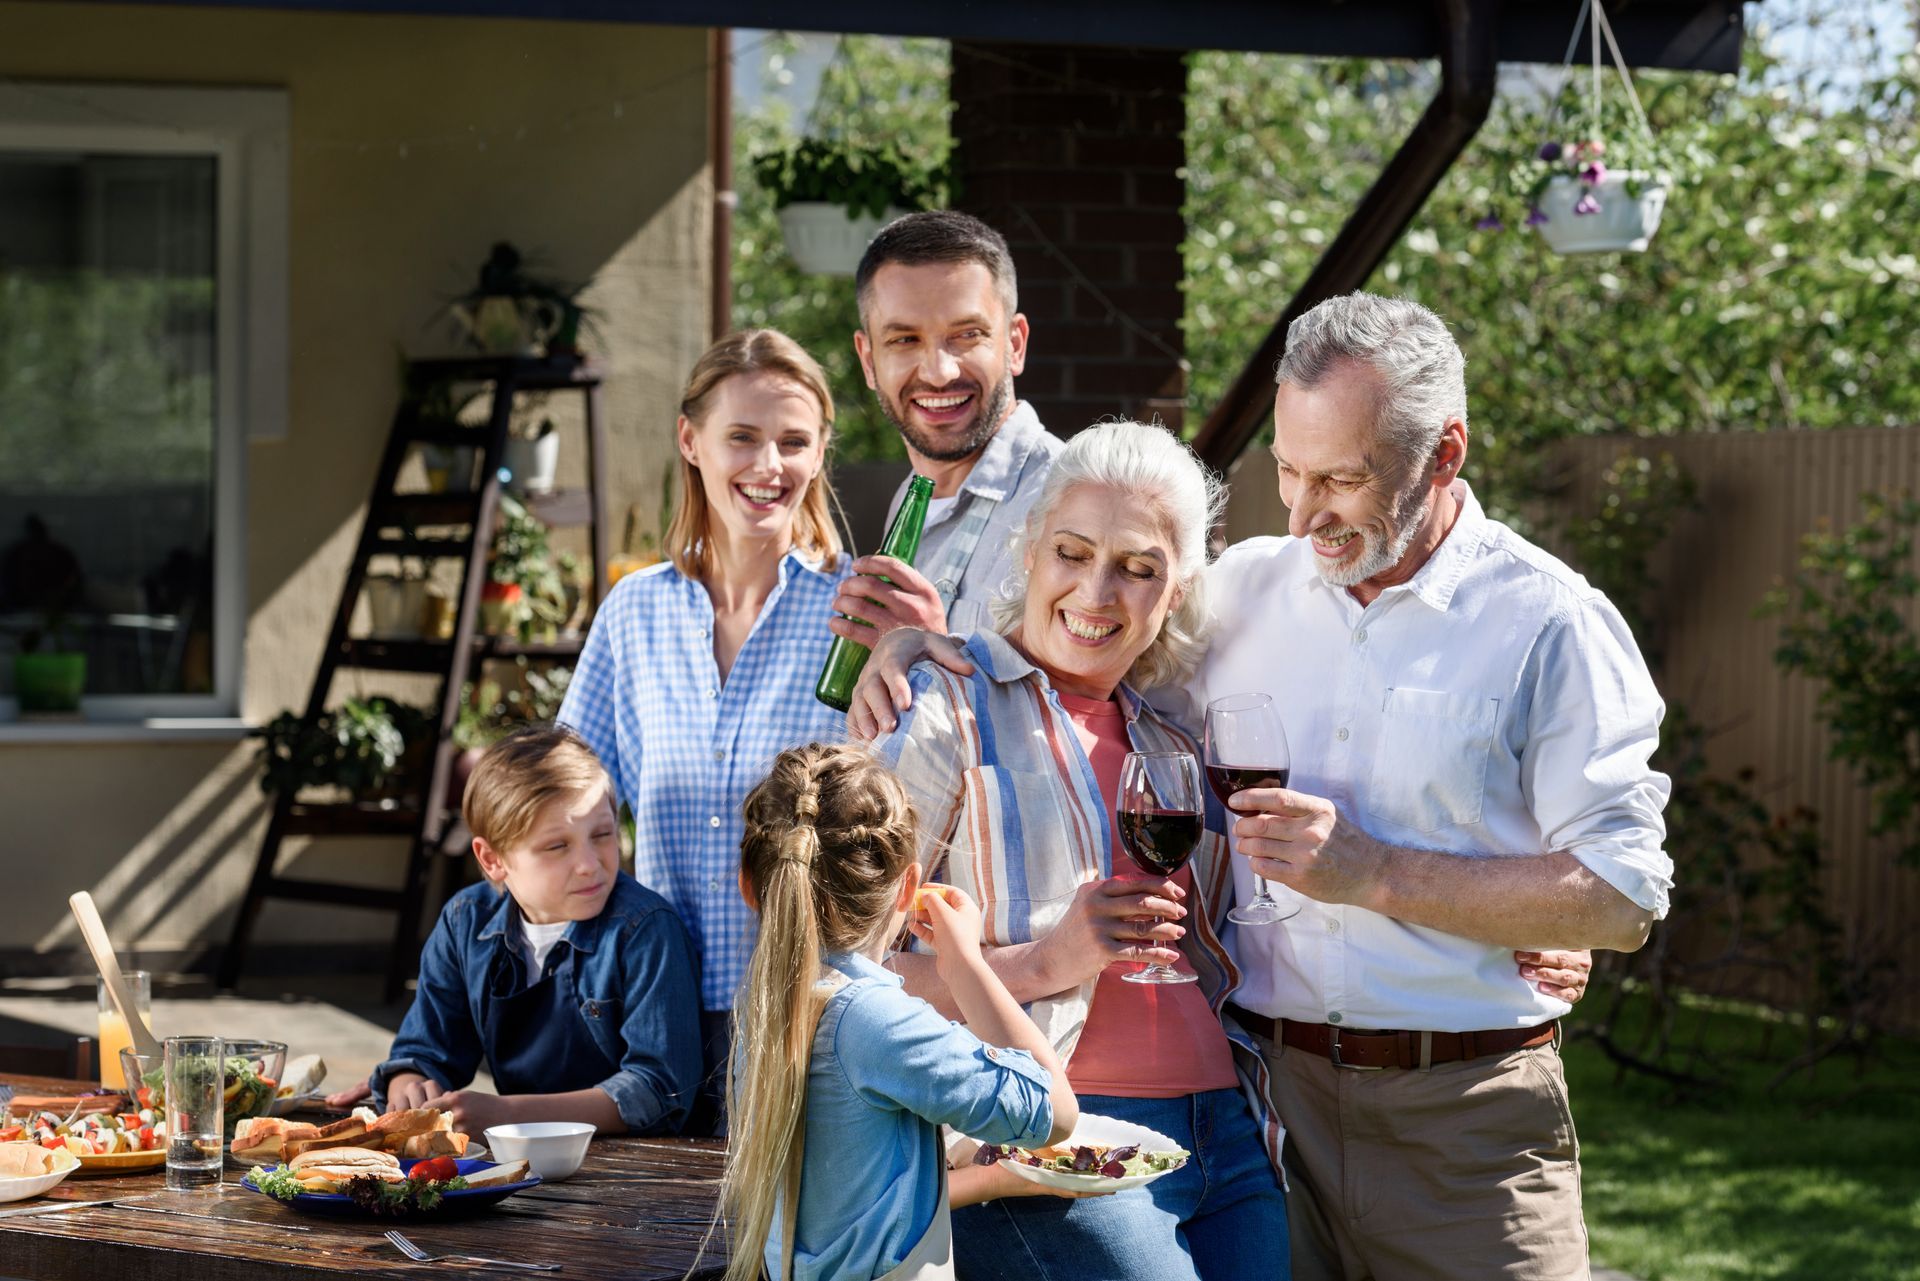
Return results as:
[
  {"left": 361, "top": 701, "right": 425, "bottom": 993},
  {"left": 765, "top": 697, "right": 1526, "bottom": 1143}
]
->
[
  {"left": 1177, "top": 292, "right": 1670, "bottom": 1281},
  {"left": 852, "top": 292, "right": 1665, "bottom": 1281}
]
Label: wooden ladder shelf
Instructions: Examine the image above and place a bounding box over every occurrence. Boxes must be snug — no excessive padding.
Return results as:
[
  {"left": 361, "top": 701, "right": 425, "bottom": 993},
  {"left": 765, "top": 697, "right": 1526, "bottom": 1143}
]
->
[{"left": 218, "top": 355, "right": 609, "bottom": 1001}]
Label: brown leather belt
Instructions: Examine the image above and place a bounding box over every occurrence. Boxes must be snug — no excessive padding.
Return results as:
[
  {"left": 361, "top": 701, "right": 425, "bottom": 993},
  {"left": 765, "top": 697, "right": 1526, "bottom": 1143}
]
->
[{"left": 1228, "top": 1004, "right": 1557, "bottom": 1070}]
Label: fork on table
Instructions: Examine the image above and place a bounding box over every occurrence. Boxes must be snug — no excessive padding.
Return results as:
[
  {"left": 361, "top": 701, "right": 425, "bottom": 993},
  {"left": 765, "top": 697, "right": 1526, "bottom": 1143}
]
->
[{"left": 382, "top": 1229, "right": 561, "bottom": 1271}]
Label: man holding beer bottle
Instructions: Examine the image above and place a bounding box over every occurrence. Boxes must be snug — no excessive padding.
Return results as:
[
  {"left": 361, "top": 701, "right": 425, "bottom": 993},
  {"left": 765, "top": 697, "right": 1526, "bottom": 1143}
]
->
[{"left": 827, "top": 211, "right": 1063, "bottom": 646}]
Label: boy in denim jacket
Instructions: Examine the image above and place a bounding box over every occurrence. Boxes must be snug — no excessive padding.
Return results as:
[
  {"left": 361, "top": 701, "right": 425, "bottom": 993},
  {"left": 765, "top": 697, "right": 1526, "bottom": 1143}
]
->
[{"left": 366, "top": 726, "right": 702, "bottom": 1135}]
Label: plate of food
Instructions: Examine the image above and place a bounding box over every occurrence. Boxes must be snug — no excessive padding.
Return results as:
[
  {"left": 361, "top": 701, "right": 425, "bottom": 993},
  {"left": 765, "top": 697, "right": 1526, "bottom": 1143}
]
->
[
  {"left": 973, "top": 1112, "right": 1189, "bottom": 1194},
  {"left": 241, "top": 1149, "right": 537, "bottom": 1219},
  {"left": 2, "top": 1108, "right": 168, "bottom": 1174}
]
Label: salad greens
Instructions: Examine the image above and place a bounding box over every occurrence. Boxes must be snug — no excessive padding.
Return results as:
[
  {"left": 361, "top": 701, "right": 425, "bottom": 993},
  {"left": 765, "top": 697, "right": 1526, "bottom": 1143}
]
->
[
  {"left": 246, "top": 1164, "right": 470, "bottom": 1212},
  {"left": 247, "top": 1164, "right": 308, "bottom": 1202},
  {"left": 974, "top": 1141, "right": 1189, "bottom": 1180}
]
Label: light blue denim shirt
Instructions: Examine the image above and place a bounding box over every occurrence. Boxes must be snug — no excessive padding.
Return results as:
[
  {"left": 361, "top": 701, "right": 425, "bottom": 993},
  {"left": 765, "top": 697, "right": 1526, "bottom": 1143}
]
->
[{"left": 766, "top": 950, "right": 1056, "bottom": 1281}]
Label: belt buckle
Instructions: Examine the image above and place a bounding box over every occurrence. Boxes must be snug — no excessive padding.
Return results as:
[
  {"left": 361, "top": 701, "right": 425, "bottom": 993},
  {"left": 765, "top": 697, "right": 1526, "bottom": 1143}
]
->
[{"left": 1328, "top": 1028, "right": 1384, "bottom": 1071}]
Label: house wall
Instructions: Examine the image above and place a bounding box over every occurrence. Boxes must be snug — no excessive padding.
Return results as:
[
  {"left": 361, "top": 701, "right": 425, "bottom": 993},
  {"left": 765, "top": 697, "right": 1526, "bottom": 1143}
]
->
[{"left": 0, "top": 3, "right": 713, "bottom": 959}]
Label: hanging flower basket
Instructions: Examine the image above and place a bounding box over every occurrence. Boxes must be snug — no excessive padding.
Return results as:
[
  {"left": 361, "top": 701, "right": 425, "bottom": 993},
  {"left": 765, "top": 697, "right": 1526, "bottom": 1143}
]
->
[
  {"left": 1474, "top": 0, "right": 1689, "bottom": 257},
  {"left": 775, "top": 202, "right": 908, "bottom": 276},
  {"left": 1533, "top": 170, "right": 1670, "bottom": 254}
]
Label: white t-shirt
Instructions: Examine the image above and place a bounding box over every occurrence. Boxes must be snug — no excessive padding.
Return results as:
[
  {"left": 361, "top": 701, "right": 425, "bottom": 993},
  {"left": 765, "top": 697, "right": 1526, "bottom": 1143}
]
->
[
  {"left": 518, "top": 916, "right": 571, "bottom": 976},
  {"left": 1162, "top": 481, "right": 1672, "bottom": 1032}
]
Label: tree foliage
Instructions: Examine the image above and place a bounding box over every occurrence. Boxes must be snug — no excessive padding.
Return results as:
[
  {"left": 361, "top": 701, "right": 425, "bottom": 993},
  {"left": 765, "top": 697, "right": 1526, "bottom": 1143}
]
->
[
  {"left": 731, "top": 35, "right": 953, "bottom": 463},
  {"left": 1185, "top": 20, "right": 1920, "bottom": 521}
]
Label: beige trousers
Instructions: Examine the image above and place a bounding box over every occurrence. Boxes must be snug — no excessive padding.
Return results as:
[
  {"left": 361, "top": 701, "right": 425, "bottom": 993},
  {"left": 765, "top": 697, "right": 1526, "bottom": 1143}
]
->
[{"left": 1258, "top": 1028, "right": 1590, "bottom": 1281}]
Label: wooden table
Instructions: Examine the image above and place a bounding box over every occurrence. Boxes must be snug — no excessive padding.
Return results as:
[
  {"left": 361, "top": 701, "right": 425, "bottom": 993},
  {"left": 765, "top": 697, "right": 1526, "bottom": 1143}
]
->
[{"left": 0, "top": 1076, "right": 727, "bottom": 1280}]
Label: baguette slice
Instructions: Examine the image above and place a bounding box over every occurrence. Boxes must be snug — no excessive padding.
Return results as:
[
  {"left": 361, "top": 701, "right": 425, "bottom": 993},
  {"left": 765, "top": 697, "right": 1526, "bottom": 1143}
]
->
[
  {"left": 398, "top": 1129, "right": 469, "bottom": 1159},
  {"left": 284, "top": 1116, "right": 370, "bottom": 1159},
  {"left": 461, "top": 1159, "right": 530, "bottom": 1188},
  {"left": 368, "top": 1107, "right": 443, "bottom": 1140}
]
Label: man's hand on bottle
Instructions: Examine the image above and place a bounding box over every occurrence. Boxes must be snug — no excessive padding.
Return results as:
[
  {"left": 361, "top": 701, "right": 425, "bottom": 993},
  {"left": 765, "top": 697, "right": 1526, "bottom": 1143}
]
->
[{"left": 829, "top": 556, "right": 949, "bottom": 646}]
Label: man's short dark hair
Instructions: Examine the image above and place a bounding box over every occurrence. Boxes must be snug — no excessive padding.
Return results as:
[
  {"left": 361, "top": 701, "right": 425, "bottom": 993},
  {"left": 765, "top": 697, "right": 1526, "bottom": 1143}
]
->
[{"left": 855, "top": 210, "right": 1019, "bottom": 327}]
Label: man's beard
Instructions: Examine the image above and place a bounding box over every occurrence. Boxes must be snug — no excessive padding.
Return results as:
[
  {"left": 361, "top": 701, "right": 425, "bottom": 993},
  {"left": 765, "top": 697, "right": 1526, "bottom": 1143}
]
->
[
  {"left": 1312, "top": 474, "right": 1432, "bottom": 589},
  {"left": 878, "top": 374, "right": 1015, "bottom": 463}
]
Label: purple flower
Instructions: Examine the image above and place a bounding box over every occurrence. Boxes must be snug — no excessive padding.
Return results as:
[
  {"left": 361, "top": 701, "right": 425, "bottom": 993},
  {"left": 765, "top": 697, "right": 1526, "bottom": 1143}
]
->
[
  {"left": 1573, "top": 193, "right": 1601, "bottom": 216},
  {"left": 1475, "top": 213, "right": 1505, "bottom": 231},
  {"left": 1581, "top": 161, "right": 1608, "bottom": 185},
  {"left": 1538, "top": 141, "right": 1563, "bottom": 162},
  {"left": 1526, "top": 206, "right": 1549, "bottom": 226}
]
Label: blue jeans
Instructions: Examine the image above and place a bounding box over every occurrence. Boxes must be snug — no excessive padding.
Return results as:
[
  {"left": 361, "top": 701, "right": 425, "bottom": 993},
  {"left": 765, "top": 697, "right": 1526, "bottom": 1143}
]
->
[{"left": 954, "top": 1089, "right": 1290, "bottom": 1281}]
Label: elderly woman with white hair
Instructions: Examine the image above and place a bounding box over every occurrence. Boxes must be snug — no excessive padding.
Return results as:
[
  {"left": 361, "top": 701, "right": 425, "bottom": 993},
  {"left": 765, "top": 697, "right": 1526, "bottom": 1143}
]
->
[{"left": 870, "top": 419, "right": 1290, "bottom": 1281}]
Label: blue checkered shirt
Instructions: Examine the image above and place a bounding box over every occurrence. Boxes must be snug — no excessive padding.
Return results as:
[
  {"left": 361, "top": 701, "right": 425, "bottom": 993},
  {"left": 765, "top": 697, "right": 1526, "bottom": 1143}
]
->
[{"left": 558, "top": 551, "right": 849, "bottom": 1010}]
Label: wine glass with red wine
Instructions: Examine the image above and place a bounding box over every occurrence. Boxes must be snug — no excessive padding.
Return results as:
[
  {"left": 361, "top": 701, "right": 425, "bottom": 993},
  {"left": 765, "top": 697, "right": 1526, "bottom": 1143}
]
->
[
  {"left": 1116, "top": 750, "right": 1204, "bottom": 986},
  {"left": 1205, "top": 692, "right": 1302, "bottom": 926}
]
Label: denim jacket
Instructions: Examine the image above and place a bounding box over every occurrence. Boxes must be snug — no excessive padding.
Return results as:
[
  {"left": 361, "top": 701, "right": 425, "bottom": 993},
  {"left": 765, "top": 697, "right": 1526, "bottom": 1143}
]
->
[{"left": 370, "top": 874, "right": 703, "bottom": 1133}]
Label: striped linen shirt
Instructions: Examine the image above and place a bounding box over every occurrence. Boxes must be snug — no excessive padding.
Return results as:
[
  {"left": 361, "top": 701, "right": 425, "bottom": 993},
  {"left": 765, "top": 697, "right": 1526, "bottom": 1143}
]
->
[
  {"left": 871, "top": 629, "right": 1284, "bottom": 1170},
  {"left": 558, "top": 551, "right": 849, "bottom": 1010}
]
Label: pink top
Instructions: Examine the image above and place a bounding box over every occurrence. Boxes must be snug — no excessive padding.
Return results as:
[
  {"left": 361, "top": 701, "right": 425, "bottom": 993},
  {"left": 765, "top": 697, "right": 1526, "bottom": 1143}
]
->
[{"left": 1056, "top": 690, "right": 1239, "bottom": 1098}]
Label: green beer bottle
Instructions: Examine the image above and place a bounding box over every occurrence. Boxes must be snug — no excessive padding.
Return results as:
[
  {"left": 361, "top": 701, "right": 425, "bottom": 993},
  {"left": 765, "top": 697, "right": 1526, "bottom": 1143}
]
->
[{"left": 816, "top": 474, "right": 936, "bottom": 711}]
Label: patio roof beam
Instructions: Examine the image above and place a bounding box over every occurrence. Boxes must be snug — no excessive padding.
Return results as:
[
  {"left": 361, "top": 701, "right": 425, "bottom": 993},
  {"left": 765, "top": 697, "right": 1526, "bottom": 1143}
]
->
[
  {"left": 1189, "top": 0, "right": 1502, "bottom": 472},
  {"left": 104, "top": 0, "right": 1745, "bottom": 72}
]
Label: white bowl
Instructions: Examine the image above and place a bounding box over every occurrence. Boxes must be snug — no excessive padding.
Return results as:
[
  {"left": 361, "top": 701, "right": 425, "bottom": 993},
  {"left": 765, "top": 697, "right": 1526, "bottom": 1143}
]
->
[
  {"left": 482, "top": 1122, "right": 594, "bottom": 1182},
  {"left": 0, "top": 1145, "right": 80, "bottom": 1203}
]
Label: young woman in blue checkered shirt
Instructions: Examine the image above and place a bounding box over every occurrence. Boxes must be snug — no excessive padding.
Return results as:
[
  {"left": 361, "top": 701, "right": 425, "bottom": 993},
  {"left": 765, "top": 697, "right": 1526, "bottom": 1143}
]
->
[{"left": 558, "top": 330, "right": 852, "bottom": 1130}]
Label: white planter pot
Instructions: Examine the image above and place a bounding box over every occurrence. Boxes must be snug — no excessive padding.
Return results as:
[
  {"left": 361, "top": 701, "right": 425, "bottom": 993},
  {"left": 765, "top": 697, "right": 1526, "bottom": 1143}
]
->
[
  {"left": 1533, "top": 172, "right": 1670, "bottom": 255},
  {"left": 505, "top": 431, "right": 560, "bottom": 496},
  {"left": 777, "top": 202, "right": 907, "bottom": 276},
  {"left": 364, "top": 577, "right": 430, "bottom": 639}
]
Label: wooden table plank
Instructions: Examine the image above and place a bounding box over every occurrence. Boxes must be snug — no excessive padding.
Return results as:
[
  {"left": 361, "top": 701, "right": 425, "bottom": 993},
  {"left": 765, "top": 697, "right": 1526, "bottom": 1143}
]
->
[{"left": 3, "top": 1077, "right": 728, "bottom": 1280}]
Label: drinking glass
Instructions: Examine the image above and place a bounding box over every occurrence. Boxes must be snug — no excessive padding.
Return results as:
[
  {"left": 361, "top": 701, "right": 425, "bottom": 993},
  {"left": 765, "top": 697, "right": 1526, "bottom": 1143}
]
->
[
  {"left": 97, "top": 968, "right": 149, "bottom": 1090},
  {"left": 1205, "top": 693, "right": 1302, "bottom": 926},
  {"left": 1115, "top": 750, "right": 1203, "bottom": 986},
  {"left": 163, "top": 1036, "right": 224, "bottom": 1189}
]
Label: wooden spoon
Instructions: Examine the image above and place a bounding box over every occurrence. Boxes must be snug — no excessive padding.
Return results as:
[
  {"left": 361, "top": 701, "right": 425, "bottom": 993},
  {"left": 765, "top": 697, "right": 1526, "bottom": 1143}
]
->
[{"left": 67, "top": 891, "right": 163, "bottom": 1062}]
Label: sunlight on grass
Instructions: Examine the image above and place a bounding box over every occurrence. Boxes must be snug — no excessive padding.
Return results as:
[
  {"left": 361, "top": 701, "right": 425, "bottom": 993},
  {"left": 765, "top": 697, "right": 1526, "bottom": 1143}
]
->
[{"left": 1565, "top": 992, "right": 1919, "bottom": 1281}]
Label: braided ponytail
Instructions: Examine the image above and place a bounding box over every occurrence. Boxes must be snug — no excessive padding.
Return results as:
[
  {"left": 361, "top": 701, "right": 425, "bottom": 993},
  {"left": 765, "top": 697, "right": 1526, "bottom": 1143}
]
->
[{"left": 719, "top": 744, "right": 920, "bottom": 1281}]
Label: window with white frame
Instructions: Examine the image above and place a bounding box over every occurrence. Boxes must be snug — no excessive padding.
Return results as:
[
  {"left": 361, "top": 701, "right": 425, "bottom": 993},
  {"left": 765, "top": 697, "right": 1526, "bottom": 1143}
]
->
[{"left": 0, "top": 84, "right": 285, "bottom": 722}]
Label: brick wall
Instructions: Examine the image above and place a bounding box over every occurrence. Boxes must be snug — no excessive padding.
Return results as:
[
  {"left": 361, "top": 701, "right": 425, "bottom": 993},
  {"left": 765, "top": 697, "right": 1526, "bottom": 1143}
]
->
[{"left": 950, "top": 42, "right": 1188, "bottom": 436}]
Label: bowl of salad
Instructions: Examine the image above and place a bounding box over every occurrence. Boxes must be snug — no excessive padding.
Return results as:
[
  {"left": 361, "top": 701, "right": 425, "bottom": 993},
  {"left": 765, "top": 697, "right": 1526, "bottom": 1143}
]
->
[{"left": 121, "top": 1040, "right": 287, "bottom": 1138}]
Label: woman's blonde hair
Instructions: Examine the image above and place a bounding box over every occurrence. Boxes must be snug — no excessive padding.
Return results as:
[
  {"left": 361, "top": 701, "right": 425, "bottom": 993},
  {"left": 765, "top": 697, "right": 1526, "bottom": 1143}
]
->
[
  {"left": 667, "top": 328, "right": 845, "bottom": 579},
  {"left": 989, "top": 419, "right": 1223, "bottom": 691},
  {"left": 719, "top": 743, "right": 920, "bottom": 1281}
]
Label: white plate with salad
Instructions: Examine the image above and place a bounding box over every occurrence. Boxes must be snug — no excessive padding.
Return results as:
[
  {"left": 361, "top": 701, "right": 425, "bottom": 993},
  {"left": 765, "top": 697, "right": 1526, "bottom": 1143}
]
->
[{"left": 974, "top": 1113, "right": 1189, "bottom": 1194}]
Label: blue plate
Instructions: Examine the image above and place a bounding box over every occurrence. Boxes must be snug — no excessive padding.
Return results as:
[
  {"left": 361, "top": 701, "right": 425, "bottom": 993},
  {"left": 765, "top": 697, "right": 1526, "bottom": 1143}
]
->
[{"left": 240, "top": 1156, "right": 541, "bottom": 1218}]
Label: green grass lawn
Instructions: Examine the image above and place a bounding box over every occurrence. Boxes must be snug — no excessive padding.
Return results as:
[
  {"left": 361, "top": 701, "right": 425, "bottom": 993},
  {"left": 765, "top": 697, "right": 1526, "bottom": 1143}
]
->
[{"left": 1563, "top": 992, "right": 1920, "bottom": 1281}]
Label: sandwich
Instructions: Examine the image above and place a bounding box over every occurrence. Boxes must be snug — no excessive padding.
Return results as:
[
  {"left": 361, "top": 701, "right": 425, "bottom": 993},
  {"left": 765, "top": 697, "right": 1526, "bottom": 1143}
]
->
[
  {"left": 282, "top": 1113, "right": 372, "bottom": 1159},
  {"left": 230, "top": 1116, "right": 321, "bottom": 1163},
  {"left": 461, "top": 1158, "right": 530, "bottom": 1188},
  {"left": 287, "top": 1145, "right": 405, "bottom": 1193}
]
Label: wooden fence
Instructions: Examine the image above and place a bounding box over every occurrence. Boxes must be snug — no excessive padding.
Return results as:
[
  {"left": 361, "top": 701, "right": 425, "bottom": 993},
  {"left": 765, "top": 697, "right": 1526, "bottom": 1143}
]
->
[{"left": 1222, "top": 427, "right": 1920, "bottom": 1029}]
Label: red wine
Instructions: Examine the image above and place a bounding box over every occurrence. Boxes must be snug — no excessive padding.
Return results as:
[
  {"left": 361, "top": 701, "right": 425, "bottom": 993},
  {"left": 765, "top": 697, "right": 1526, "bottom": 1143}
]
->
[
  {"left": 1206, "top": 765, "right": 1290, "bottom": 809},
  {"left": 1117, "top": 809, "right": 1202, "bottom": 875}
]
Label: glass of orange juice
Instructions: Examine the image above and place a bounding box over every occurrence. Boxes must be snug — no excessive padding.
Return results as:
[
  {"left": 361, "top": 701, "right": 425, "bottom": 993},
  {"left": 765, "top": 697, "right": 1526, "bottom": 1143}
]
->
[{"left": 97, "top": 969, "right": 150, "bottom": 1090}]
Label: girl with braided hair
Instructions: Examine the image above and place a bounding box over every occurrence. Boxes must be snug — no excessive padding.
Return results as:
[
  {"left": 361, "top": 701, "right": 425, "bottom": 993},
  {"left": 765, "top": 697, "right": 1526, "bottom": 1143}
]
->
[{"left": 721, "top": 742, "right": 1079, "bottom": 1281}]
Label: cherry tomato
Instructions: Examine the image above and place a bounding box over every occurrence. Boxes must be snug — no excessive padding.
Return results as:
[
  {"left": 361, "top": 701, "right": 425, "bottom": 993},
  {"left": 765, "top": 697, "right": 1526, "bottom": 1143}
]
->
[
  {"left": 40, "top": 1137, "right": 64, "bottom": 1151},
  {"left": 0, "top": 1126, "right": 22, "bottom": 1142},
  {"left": 137, "top": 1126, "right": 155, "bottom": 1151},
  {"left": 410, "top": 1156, "right": 458, "bottom": 1184},
  {"left": 135, "top": 1086, "right": 154, "bottom": 1109}
]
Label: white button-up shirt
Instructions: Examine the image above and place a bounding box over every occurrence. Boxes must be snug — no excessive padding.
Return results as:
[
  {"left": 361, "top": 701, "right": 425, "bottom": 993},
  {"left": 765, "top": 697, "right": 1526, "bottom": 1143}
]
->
[{"left": 1163, "top": 481, "right": 1672, "bottom": 1032}]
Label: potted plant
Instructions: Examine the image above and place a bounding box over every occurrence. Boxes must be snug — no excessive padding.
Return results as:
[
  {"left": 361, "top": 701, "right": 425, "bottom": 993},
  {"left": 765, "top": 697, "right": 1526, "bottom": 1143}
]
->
[
  {"left": 446, "top": 242, "right": 597, "bottom": 357},
  {"left": 448, "top": 661, "right": 575, "bottom": 807},
  {"left": 1475, "top": 0, "right": 1691, "bottom": 255},
  {"left": 753, "top": 139, "right": 943, "bottom": 275},
  {"left": 254, "top": 696, "right": 435, "bottom": 803},
  {"left": 362, "top": 558, "right": 431, "bottom": 639},
  {"left": 405, "top": 365, "right": 482, "bottom": 494},
  {"left": 484, "top": 496, "right": 570, "bottom": 641},
  {"left": 12, "top": 610, "right": 85, "bottom": 715},
  {"left": 504, "top": 416, "right": 560, "bottom": 497}
]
